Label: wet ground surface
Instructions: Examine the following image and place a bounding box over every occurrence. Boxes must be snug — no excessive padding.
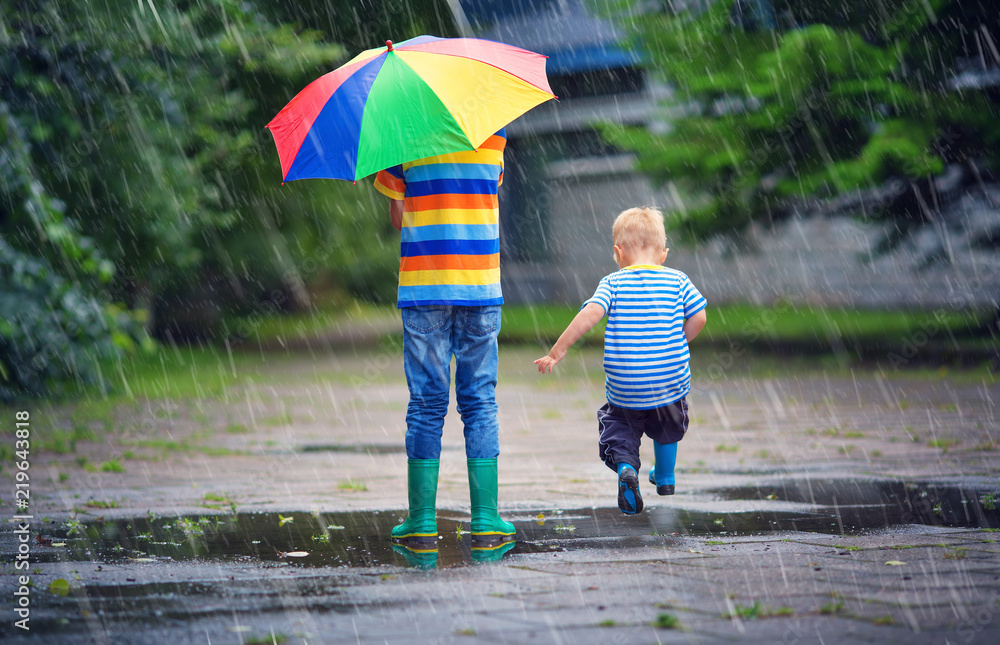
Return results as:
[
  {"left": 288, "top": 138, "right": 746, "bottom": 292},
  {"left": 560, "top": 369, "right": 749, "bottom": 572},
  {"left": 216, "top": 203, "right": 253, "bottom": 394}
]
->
[
  {"left": 4, "top": 478, "right": 1000, "bottom": 643},
  {"left": 3, "top": 349, "right": 999, "bottom": 643},
  {"left": 19, "top": 479, "right": 1000, "bottom": 572}
]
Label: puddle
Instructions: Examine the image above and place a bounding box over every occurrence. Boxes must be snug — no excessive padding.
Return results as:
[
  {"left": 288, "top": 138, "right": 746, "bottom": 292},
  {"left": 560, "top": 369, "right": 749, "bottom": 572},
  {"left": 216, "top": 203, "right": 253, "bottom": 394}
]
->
[
  {"left": 11, "top": 478, "right": 998, "bottom": 641},
  {"left": 706, "top": 479, "right": 1000, "bottom": 530},
  {"left": 37, "top": 479, "right": 998, "bottom": 572},
  {"left": 41, "top": 510, "right": 542, "bottom": 570}
]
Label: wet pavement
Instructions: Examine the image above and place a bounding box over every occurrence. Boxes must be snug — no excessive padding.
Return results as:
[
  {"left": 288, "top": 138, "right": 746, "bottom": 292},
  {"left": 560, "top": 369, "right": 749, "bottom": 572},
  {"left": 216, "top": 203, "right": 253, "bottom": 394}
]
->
[{"left": 2, "top": 347, "right": 999, "bottom": 643}]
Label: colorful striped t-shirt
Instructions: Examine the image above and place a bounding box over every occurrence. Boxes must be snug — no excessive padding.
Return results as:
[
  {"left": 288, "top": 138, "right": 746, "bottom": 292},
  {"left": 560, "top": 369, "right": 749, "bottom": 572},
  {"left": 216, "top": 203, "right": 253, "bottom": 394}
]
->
[
  {"left": 373, "top": 130, "right": 505, "bottom": 308},
  {"left": 584, "top": 265, "right": 707, "bottom": 410}
]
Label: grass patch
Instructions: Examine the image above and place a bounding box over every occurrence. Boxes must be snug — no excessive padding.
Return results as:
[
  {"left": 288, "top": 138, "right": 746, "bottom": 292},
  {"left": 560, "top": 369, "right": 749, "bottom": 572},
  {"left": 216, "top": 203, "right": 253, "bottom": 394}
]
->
[
  {"left": 726, "top": 602, "right": 793, "bottom": 619},
  {"left": 597, "top": 619, "right": 617, "bottom": 627},
  {"left": 124, "top": 439, "right": 185, "bottom": 451},
  {"left": 835, "top": 544, "right": 863, "bottom": 552},
  {"left": 73, "top": 343, "right": 303, "bottom": 404},
  {"left": 820, "top": 601, "right": 844, "bottom": 614},
  {"left": 715, "top": 444, "right": 739, "bottom": 453},
  {"left": 928, "top": 438, "right": 961, "bottom": 451},
  {"left": 32, "top": 424, "right": 99, "bottom": 455},
  {"left": 98, "top": 460, "right": 125, "bottom": 473},
  {"left": 121, "top": 438, "right": 242, "bottom": 457},
  {"left": 499, "top": 304, "right": 989, "bottom": 349},
  {"left": 653, "top": 613, "right": 680, "bottom": 629},
  {"left": 500, "top": 305, "right": 607, "bottom": 345},
  {"left": 337, "top": 478, "right": 368, "bottom": 492},
  {"left": 223, "top": 294, "right": 392, "bottom": 347},
  {"left": 244, "top": 634, "right": 287, "bottom": 645},
  {"left": 200, "top": 493, "right": 236, "bottom": 510},
  {"left": 727, "top": 601, "right": 764, "bottom": 619},
  {"left": 85, "top": 499, "right": 119, "bottom": 509}
]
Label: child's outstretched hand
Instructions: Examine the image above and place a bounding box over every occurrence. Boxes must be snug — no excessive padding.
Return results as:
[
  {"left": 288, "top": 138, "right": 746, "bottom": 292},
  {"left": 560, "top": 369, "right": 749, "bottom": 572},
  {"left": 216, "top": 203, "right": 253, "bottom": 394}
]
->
[{"left": 534, "top": 349, "right": 564, "bottom": 373}]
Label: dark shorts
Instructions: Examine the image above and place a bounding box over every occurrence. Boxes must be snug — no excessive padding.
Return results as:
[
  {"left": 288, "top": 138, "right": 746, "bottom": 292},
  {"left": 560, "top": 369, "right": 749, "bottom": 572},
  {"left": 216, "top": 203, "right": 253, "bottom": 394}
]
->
[{"left": 597, "top": 398, "right": 689, "bottom": 471}]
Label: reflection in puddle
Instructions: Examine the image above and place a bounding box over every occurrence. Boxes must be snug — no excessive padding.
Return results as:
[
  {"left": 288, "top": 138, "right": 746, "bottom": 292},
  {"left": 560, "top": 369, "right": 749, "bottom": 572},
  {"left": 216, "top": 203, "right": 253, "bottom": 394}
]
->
[{"left": 40, "top": 479, "right": 998, "bottom": 572}]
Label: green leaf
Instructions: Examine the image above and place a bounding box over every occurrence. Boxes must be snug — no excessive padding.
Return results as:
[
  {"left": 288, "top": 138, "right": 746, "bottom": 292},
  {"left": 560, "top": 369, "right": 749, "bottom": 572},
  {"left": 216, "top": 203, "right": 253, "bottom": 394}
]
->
[{"left": 48, "top": 579, "right": 71, "bottom": 596}]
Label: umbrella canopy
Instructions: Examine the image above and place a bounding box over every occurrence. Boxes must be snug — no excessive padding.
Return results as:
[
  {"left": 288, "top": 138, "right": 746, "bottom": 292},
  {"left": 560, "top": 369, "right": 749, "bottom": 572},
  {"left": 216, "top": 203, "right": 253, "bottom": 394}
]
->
[{"left": 266, "top": 35, "right": 555, "bottom": 183}]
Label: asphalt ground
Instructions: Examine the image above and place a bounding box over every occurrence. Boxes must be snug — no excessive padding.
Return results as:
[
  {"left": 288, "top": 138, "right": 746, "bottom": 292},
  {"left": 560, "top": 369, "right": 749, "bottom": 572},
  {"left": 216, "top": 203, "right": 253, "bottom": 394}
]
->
[{"left": 2, "top": 345, "right": 999, "bottom": 644}]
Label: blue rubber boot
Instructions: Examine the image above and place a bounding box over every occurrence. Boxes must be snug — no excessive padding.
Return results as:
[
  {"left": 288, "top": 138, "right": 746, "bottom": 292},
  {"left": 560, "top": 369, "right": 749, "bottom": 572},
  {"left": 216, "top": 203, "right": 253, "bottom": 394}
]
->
[
  {"left": 616, "top": 463, "right": 643, "bottom": 514},
  {"left": 652, "top": 440, "right": 677, "bottom": 495},
  {"left": 391, "top": 459, "right": 439, "bottom": 543}
]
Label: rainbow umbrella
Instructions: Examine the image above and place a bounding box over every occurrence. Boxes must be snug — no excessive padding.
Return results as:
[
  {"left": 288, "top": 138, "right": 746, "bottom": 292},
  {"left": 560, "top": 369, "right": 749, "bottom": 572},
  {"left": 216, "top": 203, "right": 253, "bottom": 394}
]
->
[{"left": 266, "top": 35, "right": 555, "bottom": 183}]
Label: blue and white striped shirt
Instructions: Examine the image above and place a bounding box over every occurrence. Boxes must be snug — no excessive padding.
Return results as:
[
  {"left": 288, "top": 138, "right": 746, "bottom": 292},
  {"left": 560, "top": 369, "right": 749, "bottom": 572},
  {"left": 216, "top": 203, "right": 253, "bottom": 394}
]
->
[{"left": 584, "top": 265, "right": 707, "bottom": 410}]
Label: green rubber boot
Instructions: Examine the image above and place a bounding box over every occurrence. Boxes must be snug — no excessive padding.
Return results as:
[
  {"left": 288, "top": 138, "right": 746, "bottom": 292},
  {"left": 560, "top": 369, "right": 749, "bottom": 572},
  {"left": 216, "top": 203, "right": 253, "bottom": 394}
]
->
[
  {"left": 391, "top": 459, "right": 439, "bottom": 543},
  {"left": 468, "top": 458, "right": 516, "bottom": 543}
]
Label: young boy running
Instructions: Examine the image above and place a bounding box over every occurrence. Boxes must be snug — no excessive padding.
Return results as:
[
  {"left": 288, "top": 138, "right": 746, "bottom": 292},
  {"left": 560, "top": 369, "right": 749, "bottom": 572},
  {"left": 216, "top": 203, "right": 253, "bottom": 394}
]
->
[{"left": 535, "top": 207, "right": 707, "bottom": 514}]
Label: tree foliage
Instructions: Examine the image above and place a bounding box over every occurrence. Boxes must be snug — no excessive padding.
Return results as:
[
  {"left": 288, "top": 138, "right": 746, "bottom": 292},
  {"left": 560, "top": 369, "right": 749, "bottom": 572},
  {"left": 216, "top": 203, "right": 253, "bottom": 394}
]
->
[
  {"left": 603, "top": 0, "right": 1000, "bottom": 242},
  {"left": 0, "top": 0, "right": 408, "bottom": 399}
]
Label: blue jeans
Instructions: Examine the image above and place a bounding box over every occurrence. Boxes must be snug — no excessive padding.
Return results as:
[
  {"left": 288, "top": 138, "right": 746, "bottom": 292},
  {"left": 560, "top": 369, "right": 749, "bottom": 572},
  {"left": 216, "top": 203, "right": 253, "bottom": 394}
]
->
[{"left": 401, "top": 305, "right": 501, "bottom": 460}]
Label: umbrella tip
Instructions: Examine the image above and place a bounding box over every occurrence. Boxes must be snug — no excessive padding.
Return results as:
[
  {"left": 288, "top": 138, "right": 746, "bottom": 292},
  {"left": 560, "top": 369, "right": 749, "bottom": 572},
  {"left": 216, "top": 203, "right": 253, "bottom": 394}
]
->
[{"left": 386, "top": 40, "right": 393, "bottom": 51}]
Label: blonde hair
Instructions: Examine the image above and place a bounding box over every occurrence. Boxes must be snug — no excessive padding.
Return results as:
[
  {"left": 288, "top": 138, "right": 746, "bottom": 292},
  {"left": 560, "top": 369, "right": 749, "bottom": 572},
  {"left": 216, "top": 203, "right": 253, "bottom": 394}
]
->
[{"left": 613, "top": 206, "right": 666, "bottom": 252}]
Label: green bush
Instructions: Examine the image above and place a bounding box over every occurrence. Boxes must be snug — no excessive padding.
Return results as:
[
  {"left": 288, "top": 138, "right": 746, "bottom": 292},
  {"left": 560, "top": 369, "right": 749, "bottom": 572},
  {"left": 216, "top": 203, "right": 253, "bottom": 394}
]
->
[{"left": 0, "top": 239, "right": 146, "bottom": 401}]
